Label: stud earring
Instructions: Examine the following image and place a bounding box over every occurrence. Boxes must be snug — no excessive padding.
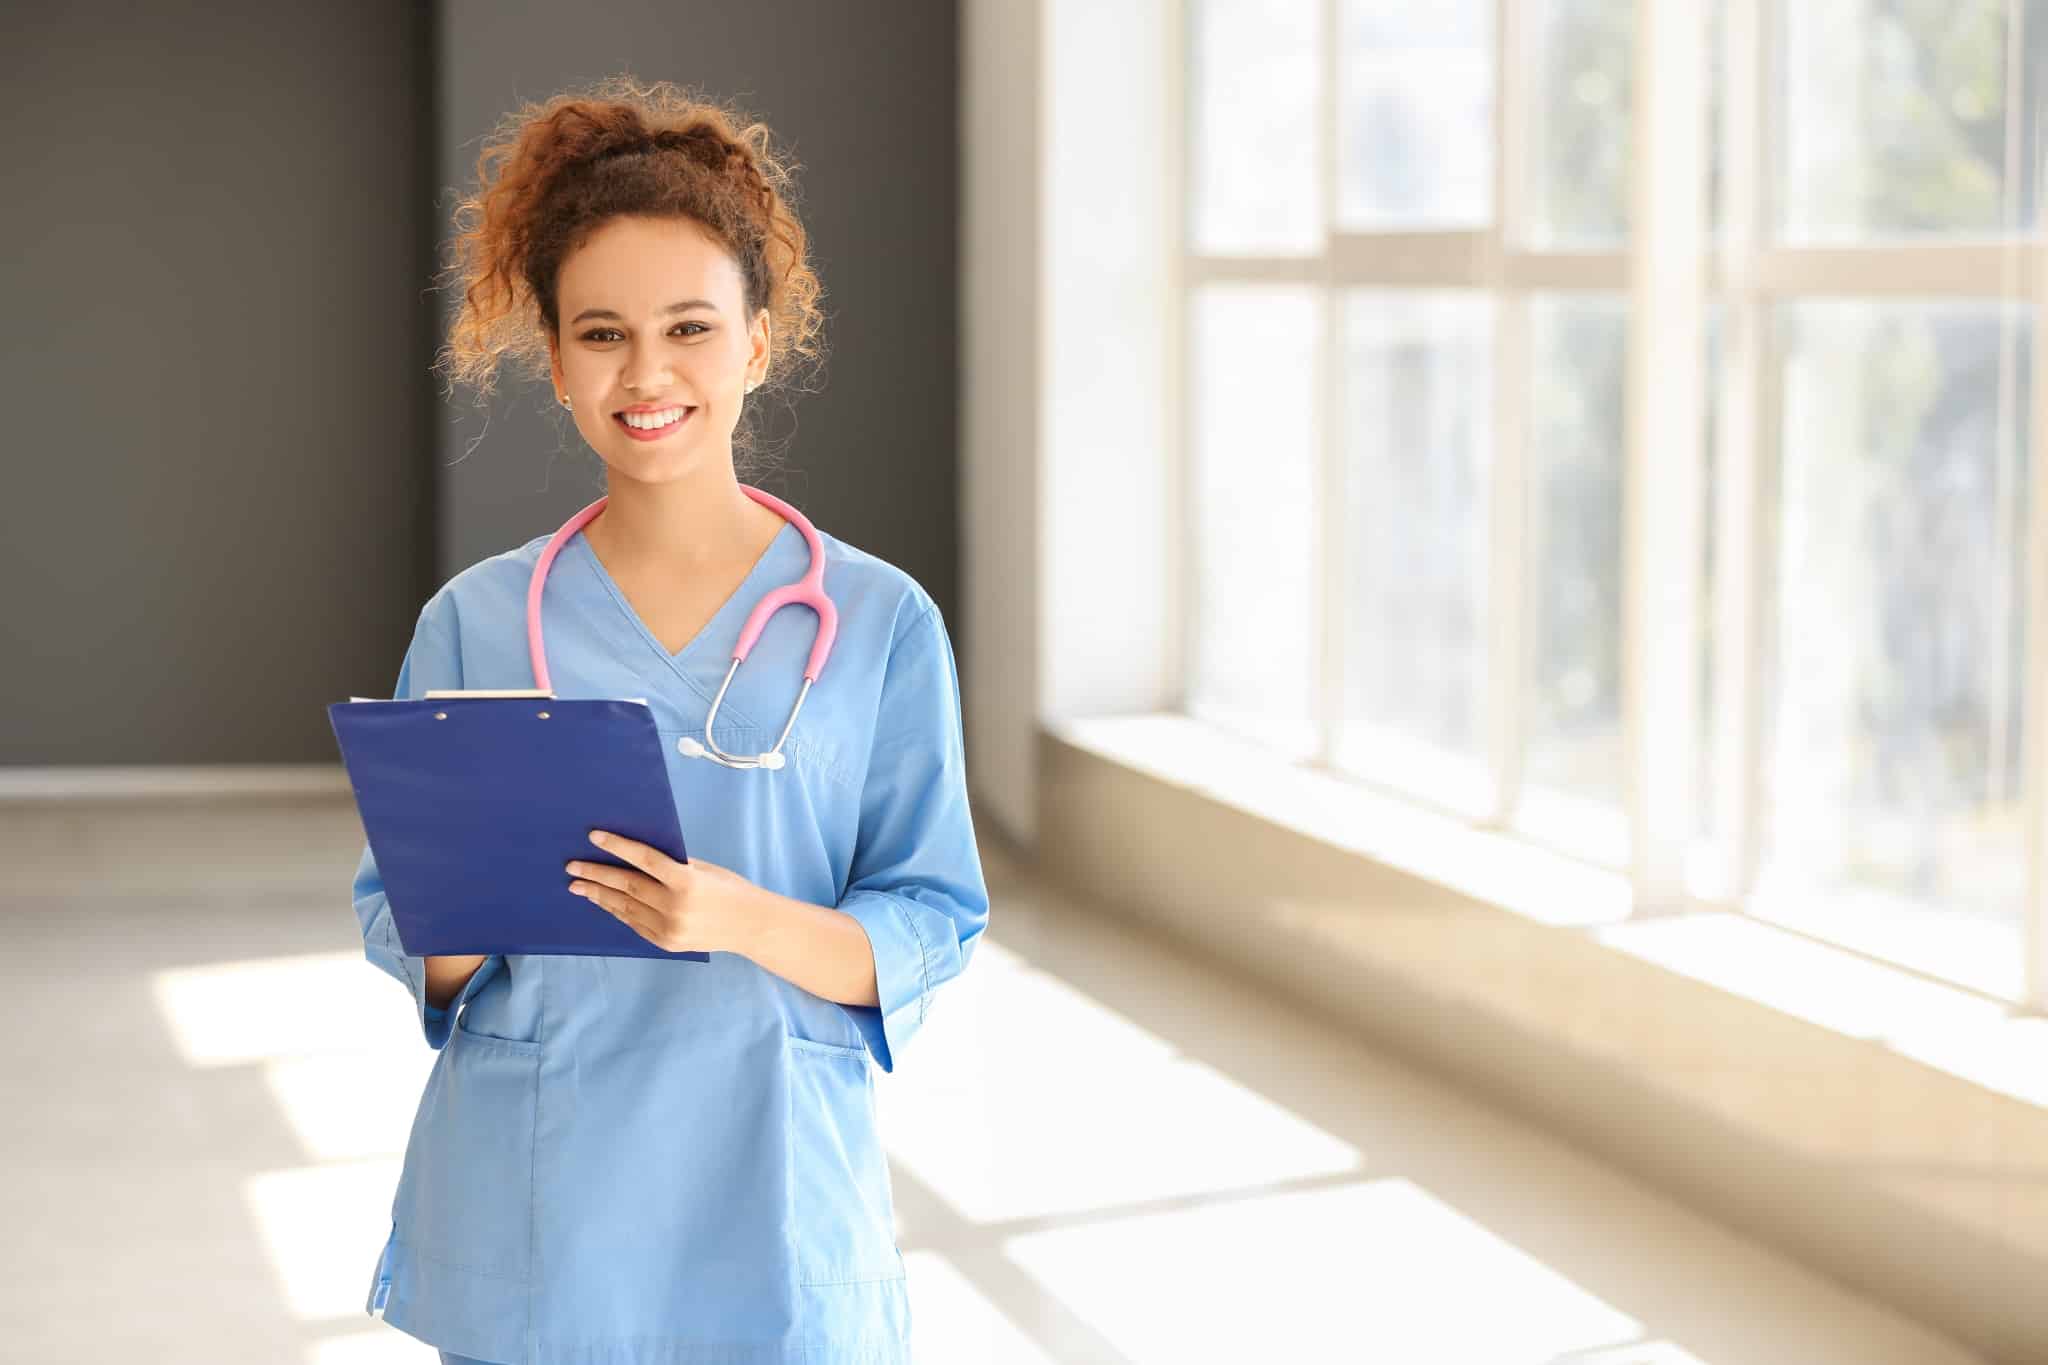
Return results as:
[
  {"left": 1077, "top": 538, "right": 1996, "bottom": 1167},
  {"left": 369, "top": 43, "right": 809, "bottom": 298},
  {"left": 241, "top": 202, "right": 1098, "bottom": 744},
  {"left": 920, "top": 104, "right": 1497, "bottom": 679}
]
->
[{"left": 560, "top": 395, "right": 572, "bottom": 409}]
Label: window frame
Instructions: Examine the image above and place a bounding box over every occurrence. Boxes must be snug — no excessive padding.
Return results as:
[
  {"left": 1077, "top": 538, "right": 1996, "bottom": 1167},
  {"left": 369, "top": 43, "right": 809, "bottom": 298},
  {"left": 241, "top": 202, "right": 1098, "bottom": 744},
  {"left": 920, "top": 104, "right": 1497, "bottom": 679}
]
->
[{"left": 1175, "top": 0, "right": 2048, "bottom": 1008}]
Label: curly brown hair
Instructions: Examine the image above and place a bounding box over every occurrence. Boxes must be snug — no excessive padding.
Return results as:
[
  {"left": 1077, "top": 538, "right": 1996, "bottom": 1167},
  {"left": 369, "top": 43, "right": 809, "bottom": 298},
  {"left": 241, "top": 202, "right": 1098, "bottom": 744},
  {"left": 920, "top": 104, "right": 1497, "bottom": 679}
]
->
[{"left": 433, "top": 74, "right": 829, "bottom": 469}]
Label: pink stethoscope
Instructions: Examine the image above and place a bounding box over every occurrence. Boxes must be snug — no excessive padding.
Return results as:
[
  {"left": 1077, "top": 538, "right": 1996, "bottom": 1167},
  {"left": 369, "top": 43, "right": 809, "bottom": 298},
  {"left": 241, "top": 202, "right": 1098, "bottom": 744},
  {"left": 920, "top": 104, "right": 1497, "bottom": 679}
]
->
[{"left": 524, "top": 484, "right": 839, "bottom": 770}]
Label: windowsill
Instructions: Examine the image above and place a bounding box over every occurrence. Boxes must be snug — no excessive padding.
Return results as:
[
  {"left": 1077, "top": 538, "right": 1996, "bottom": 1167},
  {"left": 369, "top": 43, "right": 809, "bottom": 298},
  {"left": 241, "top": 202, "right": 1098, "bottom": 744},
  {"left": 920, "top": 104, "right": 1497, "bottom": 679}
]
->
[
  {"left": 1049, "top": 711, "right": 2045, "bottom": 1106},
  {"left": 1059, "top": 712, "right": 1635, "bottom": 930},
  {"left": 1035, "top": 711, "right": 2048, "bottom": 1359}
]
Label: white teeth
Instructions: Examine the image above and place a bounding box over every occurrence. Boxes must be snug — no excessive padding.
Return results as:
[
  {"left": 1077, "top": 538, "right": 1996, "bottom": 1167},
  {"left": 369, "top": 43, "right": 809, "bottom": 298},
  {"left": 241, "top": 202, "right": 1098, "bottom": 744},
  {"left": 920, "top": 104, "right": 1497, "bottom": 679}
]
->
[{"left": 621, "top": 407, "right": 689, "bottom": 429}]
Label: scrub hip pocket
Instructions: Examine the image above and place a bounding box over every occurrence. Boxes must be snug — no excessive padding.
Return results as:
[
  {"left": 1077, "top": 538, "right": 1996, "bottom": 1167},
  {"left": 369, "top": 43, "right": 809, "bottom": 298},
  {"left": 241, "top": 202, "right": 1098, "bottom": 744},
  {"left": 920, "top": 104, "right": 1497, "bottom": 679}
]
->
[
  {"left": 786, "top": 1037, "right": 904, "bottom": 1285},
  {"left": 398, "top": 1017, "right": 542, "bottom": 1280}
]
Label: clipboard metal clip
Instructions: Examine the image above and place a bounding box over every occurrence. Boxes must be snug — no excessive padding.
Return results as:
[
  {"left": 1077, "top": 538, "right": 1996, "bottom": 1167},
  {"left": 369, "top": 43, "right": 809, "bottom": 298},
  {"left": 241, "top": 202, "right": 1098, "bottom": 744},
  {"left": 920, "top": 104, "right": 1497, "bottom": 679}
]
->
[{"left": 422, "top": 688, "right": 556, "bottom": 699}]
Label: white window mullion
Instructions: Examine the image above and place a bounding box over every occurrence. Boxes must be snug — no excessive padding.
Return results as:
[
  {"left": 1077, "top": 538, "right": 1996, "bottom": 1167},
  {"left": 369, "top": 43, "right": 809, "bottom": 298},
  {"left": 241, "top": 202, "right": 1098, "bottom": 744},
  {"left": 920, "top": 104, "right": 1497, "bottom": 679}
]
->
[
  {"left": 1483, "top": 0, "right": 1526, "bottom": 826},
  {"left": 2020, "top": 2, "right": 2048, "bottom": 1010},
  {"left": 1754, "top": 244, "right": 2040, "bottom": 297},
  {"left": 1714, "top": 0, "right": 1767, "bottom": 903},
  {"left": 2027, "top": 235, "right": 2048, "bottom": 1008},
  {"left": 1622, "top": 0, "right": 1710, "bottom": 913},
  {"left": 1501, "top": 249, "right": 1628, "bottom": 292},
  {"left": 1327, "top": 230, "right": 1489, "bottom": 285},
  {"left": 1168, "top": 0, "right": 1192, "bottom": 713},
  {"left": 1317, "top": 0, "right": 1344, "bottom": 768},
  {"left": 1200, "top": 243, "right": 2034, "bottom": 298},
  {"left": 1990, "top": 0, "right": 2041, "bottom": 1010}
]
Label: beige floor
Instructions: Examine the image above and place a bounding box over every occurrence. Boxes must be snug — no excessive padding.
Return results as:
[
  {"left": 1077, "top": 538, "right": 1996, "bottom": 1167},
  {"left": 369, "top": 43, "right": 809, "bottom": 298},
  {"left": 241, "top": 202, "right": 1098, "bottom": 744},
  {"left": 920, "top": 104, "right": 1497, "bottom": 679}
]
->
[{"left": 0, "top": 796, "right": 1989, "bottom": 1364}]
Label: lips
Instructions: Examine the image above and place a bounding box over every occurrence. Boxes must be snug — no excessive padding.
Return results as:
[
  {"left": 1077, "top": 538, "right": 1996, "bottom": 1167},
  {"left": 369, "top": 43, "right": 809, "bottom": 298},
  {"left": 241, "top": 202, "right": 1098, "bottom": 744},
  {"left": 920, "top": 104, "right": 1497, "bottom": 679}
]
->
[{"left": 612, "top": 408, "right": 696, "bottom": 441}]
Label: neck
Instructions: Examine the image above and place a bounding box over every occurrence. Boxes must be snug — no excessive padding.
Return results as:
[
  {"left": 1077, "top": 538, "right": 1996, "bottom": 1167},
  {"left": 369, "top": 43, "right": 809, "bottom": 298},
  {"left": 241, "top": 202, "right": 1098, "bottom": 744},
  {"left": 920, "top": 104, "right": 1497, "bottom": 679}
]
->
[{"left": 587, "top": 464, "right": 773, "bottom": 572}]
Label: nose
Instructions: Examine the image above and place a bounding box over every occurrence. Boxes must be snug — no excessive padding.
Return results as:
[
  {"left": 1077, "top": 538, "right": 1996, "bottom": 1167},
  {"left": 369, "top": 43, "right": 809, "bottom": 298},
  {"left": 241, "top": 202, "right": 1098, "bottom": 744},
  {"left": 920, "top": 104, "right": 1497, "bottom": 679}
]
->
[{"left": 621, "top": 340, "right": 675, "bottom": 394}]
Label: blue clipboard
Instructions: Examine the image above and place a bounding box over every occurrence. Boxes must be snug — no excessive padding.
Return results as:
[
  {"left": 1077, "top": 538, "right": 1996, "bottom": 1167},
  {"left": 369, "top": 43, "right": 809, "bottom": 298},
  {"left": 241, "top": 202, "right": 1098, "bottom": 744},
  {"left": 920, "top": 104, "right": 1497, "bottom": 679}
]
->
[{"left": 327, "top": 691, "right": 708, "bottom": 961}]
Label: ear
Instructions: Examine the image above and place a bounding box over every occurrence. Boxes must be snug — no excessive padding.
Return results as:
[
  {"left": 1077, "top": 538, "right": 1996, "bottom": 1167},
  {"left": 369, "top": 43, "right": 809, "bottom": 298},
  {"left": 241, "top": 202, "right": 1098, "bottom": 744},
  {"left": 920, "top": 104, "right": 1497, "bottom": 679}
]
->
[{"left": 750, "top": 309, "right": 771, "bottom": 384}]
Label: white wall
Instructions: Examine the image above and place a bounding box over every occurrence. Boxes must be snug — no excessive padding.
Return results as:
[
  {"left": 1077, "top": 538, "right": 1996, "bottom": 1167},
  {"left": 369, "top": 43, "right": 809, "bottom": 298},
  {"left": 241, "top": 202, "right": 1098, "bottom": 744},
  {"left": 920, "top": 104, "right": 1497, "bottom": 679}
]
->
[
  {"left": 962, "top": 0, "right": 1045, "bottom": 849},
  {"left": 962, "top": 0, "right": 1180, "bottom": 852}
]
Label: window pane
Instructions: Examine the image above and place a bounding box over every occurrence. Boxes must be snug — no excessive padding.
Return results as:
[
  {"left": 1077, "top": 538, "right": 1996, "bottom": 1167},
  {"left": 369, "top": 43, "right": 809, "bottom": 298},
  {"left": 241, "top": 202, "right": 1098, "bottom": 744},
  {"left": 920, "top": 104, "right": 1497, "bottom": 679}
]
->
[
  {"left": 1338, "top": 292, "right": 1493, "bottom": 815},
  {"left": 1188, "top": 285, "right": 1323, "bottom": 757},
  {"left": 1338, "top": 1, "right": 1494, "bottom": 230},
  {"left": 1518, "top": 295, "right": 1628, "bottom": 863},
  {"left": 1761, "top": 300, "right": 2030, "bottom": 995},
  {"left": 1778, "top": 0, "right": 2048, "bottom": 241},
  {"left": 1524, "top": 0, "right": 1634, "bottom": 247},
  {"left": 1190, "top": 0, "right": 1323, "bottom": 255}
]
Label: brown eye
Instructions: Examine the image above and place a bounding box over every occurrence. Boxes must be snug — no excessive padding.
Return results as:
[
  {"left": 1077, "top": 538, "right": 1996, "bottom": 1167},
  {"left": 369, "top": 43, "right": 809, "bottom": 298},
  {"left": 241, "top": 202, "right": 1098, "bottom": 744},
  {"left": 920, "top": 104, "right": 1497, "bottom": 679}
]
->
[{"left": 580, "top": 323, "right": 708, "bottom": 342}]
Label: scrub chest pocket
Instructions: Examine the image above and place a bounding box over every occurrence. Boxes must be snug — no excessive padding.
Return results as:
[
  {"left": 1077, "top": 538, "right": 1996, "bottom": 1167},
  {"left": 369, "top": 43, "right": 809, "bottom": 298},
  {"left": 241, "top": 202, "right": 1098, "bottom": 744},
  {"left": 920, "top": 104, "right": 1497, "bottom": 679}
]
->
[
  {"left": 398, "top": 1017, "right": 543, "bottom": 1280},
  {"left": 787, "top": 1036, "right": 905, "bottom": 1285}
]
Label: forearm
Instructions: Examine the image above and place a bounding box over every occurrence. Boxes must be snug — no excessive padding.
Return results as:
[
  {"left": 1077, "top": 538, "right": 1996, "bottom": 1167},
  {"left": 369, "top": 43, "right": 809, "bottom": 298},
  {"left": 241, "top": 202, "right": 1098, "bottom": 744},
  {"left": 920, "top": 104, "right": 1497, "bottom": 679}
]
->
[
  {"left": 727, "top": 883, "right": 881, "bottom": 1009},
  {"left": 424, "top": 953, "right": 489, "bottom": 1010}
]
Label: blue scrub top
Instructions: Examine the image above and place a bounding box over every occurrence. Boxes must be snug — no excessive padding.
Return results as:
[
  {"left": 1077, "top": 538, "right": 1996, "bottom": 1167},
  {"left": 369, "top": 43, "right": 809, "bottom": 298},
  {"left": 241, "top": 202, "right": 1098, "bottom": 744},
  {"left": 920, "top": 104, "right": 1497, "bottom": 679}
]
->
[{"left": 351, "top": 517, "right": 990, "bottom": 1364}]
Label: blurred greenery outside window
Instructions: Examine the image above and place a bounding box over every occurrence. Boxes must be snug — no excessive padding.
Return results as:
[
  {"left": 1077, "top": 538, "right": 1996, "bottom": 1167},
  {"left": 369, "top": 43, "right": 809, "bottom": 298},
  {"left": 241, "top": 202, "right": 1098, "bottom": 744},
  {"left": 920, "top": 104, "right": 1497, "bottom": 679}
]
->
[{"left": 1184, "top": 0, "right": 2043, "bottom": 998}]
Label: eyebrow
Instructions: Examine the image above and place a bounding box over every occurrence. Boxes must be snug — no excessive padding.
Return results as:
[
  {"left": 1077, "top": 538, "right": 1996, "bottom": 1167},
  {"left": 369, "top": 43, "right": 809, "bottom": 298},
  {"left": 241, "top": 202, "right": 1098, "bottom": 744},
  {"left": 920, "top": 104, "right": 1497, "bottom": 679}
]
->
[{"left": 568, "top": 299, "right": 719, "bottom": 325}]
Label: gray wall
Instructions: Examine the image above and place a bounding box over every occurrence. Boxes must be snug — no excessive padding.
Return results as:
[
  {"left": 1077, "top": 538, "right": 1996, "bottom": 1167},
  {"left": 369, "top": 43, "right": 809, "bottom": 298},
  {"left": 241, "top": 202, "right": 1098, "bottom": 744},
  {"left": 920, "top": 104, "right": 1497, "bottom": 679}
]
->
[
  {"left": 2, "top": 1, "right": 436, "bottom": 765},
  {"left": 2, "top": 2, "right": 959, "bottom": 767}
]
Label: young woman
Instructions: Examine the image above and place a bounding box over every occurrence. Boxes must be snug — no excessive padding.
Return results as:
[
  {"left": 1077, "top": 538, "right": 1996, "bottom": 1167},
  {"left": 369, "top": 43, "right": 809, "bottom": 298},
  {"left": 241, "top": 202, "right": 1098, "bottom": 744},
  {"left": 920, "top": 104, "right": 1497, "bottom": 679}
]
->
[{"left": 349, "top": 75, "right": 988, "bottom": 1365}]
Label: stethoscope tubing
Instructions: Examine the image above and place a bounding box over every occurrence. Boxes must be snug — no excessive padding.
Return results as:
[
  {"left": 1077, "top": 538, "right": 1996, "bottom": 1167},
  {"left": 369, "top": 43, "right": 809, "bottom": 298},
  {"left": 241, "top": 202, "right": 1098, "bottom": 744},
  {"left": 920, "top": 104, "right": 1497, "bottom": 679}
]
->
[{"left": 525, "top": 484, "right": 838, "bottom": 770}]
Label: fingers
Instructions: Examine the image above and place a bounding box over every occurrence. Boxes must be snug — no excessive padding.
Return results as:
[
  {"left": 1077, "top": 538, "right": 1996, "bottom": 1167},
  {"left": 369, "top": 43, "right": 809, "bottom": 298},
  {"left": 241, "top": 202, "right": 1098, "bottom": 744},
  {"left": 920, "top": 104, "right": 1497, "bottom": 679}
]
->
[
  {"left": 574, "top": 833, "right": 693, "bottom": 953},
  {"left": 588, "top": 830, "right": 684, "bottom": 882},
  {"left": 567, "top": 858, "right": 656, "bottom": 904},
  {"left": 576, "top": 880, "right": 652, "bottom": 937}
]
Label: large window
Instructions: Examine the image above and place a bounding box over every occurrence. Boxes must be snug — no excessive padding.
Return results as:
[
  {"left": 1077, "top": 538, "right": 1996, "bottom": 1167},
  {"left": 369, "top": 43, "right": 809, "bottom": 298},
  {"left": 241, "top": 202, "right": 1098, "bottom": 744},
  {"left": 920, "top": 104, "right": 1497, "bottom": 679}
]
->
[{"left": 1181, "top": 0, "right": 2047, "bottom": 1004}]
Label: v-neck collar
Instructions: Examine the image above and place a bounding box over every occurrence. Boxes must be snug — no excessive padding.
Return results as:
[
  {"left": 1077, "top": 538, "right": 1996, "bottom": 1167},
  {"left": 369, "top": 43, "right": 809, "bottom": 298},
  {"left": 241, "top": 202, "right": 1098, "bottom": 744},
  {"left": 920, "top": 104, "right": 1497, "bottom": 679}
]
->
[{"left": 569, "top": 519, "right": 795, "bottom": 712}]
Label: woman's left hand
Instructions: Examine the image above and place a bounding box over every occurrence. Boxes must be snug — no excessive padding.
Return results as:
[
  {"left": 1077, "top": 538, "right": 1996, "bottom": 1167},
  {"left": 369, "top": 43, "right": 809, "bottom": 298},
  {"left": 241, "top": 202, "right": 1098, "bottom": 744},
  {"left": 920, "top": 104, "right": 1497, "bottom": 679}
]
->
[{"left": 566, "top": 830, "right": 754, "bottom": 955}]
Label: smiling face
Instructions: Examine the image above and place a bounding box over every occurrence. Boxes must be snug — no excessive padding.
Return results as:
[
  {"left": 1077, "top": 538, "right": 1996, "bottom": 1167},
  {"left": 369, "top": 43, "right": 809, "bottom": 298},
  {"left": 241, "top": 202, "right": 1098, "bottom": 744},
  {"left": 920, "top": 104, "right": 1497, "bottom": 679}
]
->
[{"left": 547, "top": 215, "right": 771, "bottom": 480}]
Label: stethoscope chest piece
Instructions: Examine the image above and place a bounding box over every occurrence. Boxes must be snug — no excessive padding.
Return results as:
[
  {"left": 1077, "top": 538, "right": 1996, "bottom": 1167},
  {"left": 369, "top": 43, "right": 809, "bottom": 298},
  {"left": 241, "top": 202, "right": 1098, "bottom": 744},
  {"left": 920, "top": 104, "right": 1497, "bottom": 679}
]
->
[{"left": 676, "top": 734, "right": 786, "bottom": 769}]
